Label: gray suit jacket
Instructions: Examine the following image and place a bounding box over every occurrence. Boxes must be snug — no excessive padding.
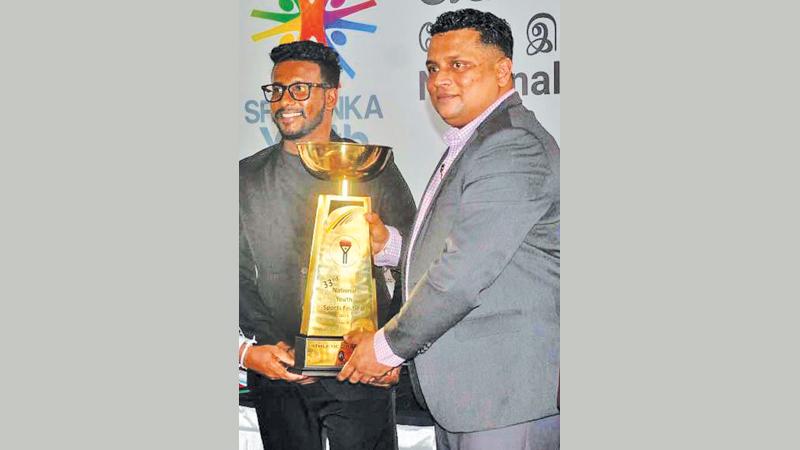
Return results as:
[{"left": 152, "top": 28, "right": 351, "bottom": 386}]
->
[{"left": 384, "top": 93, "right": 560, "bottom": 432}]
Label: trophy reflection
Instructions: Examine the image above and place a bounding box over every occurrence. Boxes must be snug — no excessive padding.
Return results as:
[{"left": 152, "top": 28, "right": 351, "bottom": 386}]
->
[{"left": 289, "top": 142, "right": 393, "bottom": 376}]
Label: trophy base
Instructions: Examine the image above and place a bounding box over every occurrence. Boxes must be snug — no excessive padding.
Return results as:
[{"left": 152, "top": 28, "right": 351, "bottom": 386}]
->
[
  {"left": 290, "top": 335, "right": 355, "bottom": 377},
  {"left": 286, "top": 367, "right": 341, "bottom": 377}
]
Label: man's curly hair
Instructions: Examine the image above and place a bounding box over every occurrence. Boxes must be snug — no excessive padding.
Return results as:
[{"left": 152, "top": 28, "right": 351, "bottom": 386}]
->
[
  {"left": 269, "top": 40, "right": 341, "bottom": 87},
  {"left": 429, "top": 8, "right": 513, "bottom": 59}
]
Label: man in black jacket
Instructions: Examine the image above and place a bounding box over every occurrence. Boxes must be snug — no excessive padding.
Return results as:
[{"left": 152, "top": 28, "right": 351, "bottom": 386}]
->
[{"left": 239, "top": 40, "right": 416, "bottom": 450}]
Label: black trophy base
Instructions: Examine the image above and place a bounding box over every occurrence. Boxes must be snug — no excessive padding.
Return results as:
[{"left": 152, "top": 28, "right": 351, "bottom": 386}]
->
[
  {"left": 287, "top": 366, "right": 341, "bottom": 377},
  {"left": 289, "top": 335, "right": 354, "bottom": 377}
]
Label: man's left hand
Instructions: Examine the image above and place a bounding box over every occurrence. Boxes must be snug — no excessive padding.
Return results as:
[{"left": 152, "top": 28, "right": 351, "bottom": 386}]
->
[{"left": 337, "top": 330, "right": 393, "bottom": 384}]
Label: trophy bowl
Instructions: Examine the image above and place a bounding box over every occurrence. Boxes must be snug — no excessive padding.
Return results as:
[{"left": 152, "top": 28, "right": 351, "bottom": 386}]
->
[{"left": 296, "top": 142, "right": 393, "bottom": 182}]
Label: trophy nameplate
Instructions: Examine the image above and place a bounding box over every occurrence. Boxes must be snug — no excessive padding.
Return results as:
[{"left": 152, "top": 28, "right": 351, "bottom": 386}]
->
[{"left": 289, "top": 142, "right": 392, "bottom": 376}]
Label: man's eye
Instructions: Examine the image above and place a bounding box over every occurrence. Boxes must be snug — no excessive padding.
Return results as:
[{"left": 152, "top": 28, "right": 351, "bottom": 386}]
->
[
  {"left": 427, "top": 65, "right": 438, "bottom": 74},
  {"left": 453, "top": 62, "right": 464, "bottom": 69}
]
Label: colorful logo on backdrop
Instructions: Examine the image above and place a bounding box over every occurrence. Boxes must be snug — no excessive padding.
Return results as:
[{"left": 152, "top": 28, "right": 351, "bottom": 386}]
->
[
  {"left": 420, "top": 0, "right": 483, "bottom": 5},
  {"left": 250, "top": 0, "right": 378, "bottom": 79}
]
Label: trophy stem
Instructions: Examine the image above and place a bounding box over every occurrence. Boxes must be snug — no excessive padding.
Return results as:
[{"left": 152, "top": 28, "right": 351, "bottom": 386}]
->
[
  {"left": 294, "top": 194, "right": 378, "bottom": 376},
  {"left": 291, "top": 141, "right": 393, "bottom": 377}
]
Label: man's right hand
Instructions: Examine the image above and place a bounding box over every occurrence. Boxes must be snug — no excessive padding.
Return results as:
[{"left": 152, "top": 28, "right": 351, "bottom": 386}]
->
[
  {"left": 364, "top": 212, "right": 390, "bottom": 255},
  {"left": 243, "top": 341, "right": 311, "bottom": 383}
]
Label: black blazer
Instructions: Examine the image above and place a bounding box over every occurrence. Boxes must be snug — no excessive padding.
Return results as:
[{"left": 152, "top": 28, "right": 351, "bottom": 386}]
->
[{"left": 240, "top": 134, "right": 416, "bottom": 400}]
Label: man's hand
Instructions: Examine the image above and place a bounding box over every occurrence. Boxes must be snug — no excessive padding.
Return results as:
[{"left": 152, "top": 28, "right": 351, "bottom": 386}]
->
[
  {"left": 283, "top": 344, "right": 319, "bottom": 385},
  {"left": 243, "top": 341, "right": 311, "bottom": 383},
  {"left": 364, "top": 212, "right": 389, "bottom": 255},
  {"left": 337, "top": 330, "right": 393, "bottom": 384},
  {"left": 365, "top": 367, "right": 400, "bottom": 388}
]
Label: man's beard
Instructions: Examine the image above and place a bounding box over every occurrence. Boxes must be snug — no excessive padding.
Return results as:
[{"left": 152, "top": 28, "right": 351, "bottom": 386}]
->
[{"left": 272, "top": 107, "right": 325, "bottom": 140}]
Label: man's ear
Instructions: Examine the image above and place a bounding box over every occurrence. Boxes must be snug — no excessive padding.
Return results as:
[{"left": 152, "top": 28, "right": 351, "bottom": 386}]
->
[
  {"left": 496, "top": 57, "right": 513, "bottom": 88},
  {"left": 325, "top": 87, "right": 339, "bottom": 111}
]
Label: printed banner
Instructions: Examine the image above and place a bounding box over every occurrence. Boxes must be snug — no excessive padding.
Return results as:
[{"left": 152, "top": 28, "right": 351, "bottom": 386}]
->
[{"left": 239, "top": 0, "right": 560, "bottom": 200}]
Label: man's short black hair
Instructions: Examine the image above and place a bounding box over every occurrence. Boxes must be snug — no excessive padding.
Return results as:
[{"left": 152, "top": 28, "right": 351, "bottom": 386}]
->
[
  {"left": 429, "top": 8, "right": 513, "bottom": 59},
  {"left": 270, "top": 40, "right": 341, "bottom": 87}
]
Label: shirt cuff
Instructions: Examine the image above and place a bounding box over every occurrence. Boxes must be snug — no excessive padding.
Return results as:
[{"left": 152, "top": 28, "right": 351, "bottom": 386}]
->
[
  {"left": 373, "top": 225, "right": 402, "bottom": 267},
  {"left": 373, "top": 328, "right": 405, "bottom": 367}
]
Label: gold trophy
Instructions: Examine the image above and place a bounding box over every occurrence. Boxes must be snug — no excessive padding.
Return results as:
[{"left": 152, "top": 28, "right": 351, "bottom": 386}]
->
[{"left": 289, "top": 142, "right": 393, "bottom": 376}]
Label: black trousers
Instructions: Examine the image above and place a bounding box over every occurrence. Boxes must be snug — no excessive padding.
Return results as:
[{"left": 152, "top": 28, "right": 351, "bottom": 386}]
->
[{"left": 254, "top": 381, "right": 397, "bottom": 450}]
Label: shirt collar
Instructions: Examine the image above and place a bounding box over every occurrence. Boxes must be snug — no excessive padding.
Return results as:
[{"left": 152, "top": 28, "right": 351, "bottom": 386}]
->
[{"left": 442, "top": 89, "right": 516, "bottom": 149}]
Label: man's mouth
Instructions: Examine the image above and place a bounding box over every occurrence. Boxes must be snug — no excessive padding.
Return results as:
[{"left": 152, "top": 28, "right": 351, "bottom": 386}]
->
[
  {"left": 436, "top": 94, "right": 458, "bottom": 101},
  {"left": 276, "top": 110, "right": 304, "bottom": 119}
]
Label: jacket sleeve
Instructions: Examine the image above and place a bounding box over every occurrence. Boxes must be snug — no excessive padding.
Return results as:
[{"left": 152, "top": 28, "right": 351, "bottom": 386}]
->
[
  {"left": 239, "top": 212, "right": 263, "bottom": 335},
  {"left": 383, "top": 128, "right": 557, "bottom": 359}
]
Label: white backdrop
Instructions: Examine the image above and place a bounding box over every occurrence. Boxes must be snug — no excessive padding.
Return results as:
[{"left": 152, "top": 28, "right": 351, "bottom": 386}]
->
[{"left": 239, "top": 0, "right": 560, "bottom": 202}]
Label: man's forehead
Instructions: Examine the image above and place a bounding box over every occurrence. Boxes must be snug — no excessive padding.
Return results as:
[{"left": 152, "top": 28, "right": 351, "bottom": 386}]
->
[
  {"left": 426, "top": 29, "right": 495, "bottom": 61},
  {"left": 272, "top": 60, "right": 322, "bottom": 82},
  {"left": 429, "top": 28, "right": 481, "bottom": 46}
]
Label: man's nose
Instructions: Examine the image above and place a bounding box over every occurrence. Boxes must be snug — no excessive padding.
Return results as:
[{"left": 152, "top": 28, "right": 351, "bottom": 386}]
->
[{"left": 432, "top": 70, "right": 452, "bottom": 88}]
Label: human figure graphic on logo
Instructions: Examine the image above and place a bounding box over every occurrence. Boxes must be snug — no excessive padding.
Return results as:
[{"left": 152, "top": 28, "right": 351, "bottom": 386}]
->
[{"left": 339, "top": 239, "right": 352, "bottom": 264}]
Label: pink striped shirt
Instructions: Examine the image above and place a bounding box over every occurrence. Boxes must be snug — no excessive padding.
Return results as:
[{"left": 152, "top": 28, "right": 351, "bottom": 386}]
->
[{"left": 373, "top": 89, "right": 516, "bottom": 366}]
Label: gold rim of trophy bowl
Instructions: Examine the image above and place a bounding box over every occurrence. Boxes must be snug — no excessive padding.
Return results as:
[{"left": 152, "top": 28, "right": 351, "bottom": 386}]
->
[{"left": 295, "top": 142, "right": 393, "bottom": 182}]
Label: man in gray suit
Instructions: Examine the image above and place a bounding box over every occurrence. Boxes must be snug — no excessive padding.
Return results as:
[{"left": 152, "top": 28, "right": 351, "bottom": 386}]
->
[{"left": 338, "top": 9, "right": 560, "bottom": 450}]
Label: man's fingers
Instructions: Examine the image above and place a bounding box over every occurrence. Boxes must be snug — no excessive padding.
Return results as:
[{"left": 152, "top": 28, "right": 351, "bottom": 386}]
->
[
  {"left": 248, "top": 345, "right": 305, "bottom": 382},
  {"left": 283, "top": 370, "right": 308, "bottom": 382},
  {"left": 273, "top": 347, "right": 295, "bottom": 367},
  {"left": 294, "top": 375, "right": 318, "bottom": 385},
  {"left": 348, "top": 368, "right": 364, "bottom": 384},
  {"left": 337, "top": 361, "right": 355, "bottom": 382},
  {"left": 375, "top": 367, "right": 396, "bottom": 382},
  {"left": 268, "top": 359, "right": 306, "bottom": 382},
  {"left": 265, "top": 361, "right": 286, "bottom": 380},
  {"left": 364, "top": 212, "right": 389, "bottom": 254},
  {"left": 342, "top": 331, "right": 363, "bottom": 345},
  {"left": 367, "top": 367, "right": 399, "bottom": 388},
  {"left": 359, "top": 373, "right": 375, "bottom": 384},
  {"left": 384, "top": 367, "right": 400, "bottom": 384},
  {"left": 364, "top": 212, "right": 383, "bottom": 226},
  {"left": 368, "top": 371, "right": 396, "bottom": 388}
]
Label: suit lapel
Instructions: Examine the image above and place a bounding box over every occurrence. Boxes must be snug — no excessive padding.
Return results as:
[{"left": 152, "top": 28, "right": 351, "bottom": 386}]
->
[
  {"left": 402, "top": 148, "right": 449, "bottom": 266},
  {"left": 408, "top": 93, "right": 522, "bottom": 261}
]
